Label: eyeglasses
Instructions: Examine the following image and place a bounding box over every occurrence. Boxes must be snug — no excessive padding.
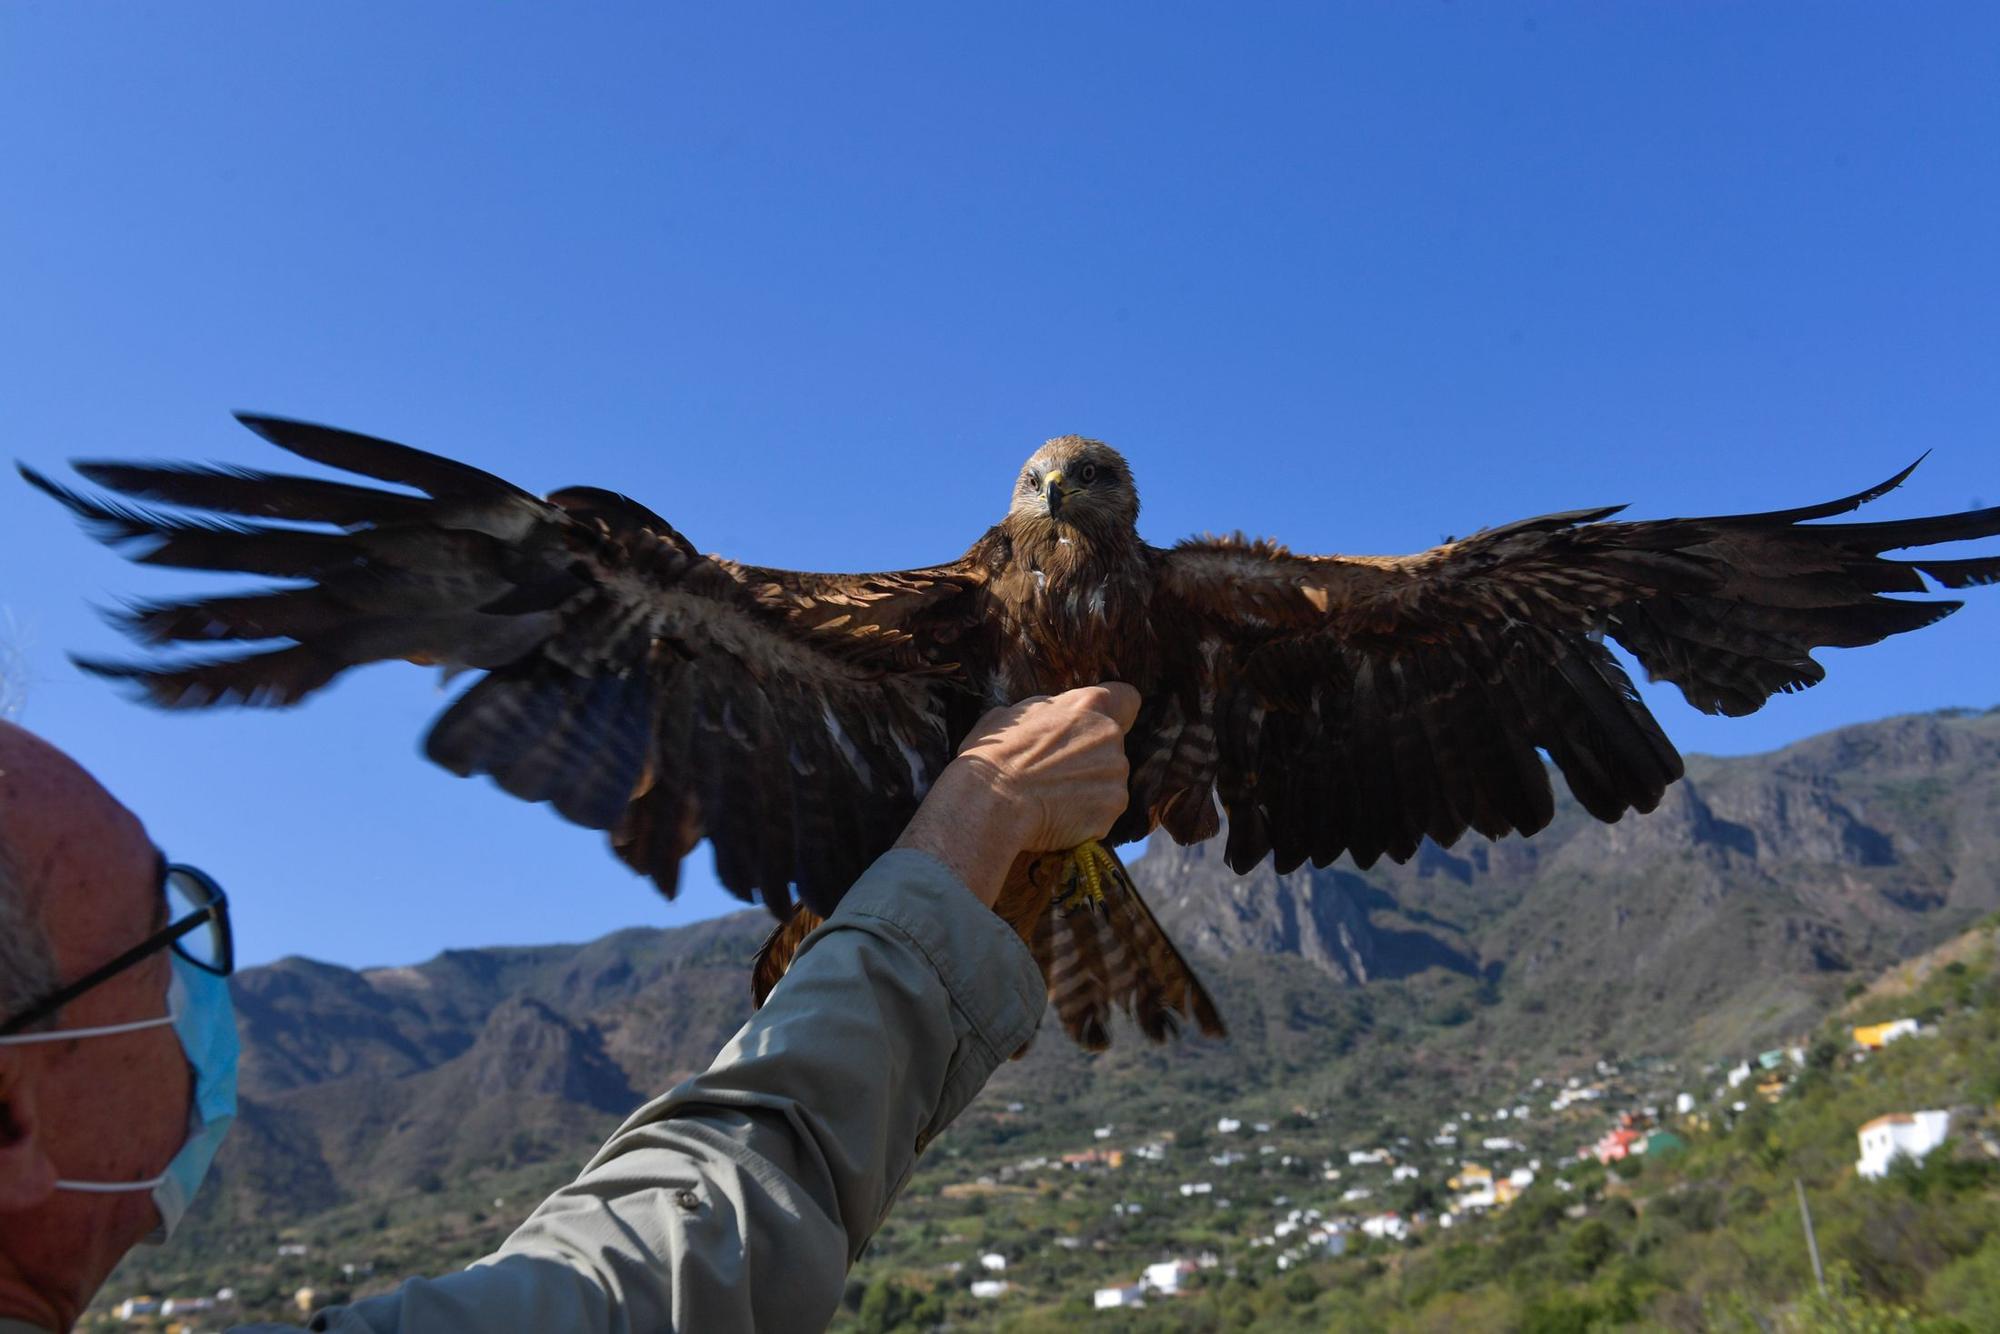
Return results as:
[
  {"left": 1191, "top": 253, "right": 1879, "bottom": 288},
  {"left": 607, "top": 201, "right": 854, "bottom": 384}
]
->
[{"left": 0, "top": 860, "right": 233, "bottom": 1037}]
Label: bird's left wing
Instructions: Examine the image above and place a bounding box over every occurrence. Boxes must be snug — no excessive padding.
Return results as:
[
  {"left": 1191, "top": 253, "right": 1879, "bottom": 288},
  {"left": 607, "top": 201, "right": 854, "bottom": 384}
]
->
[
  {"left": 1154, "top": 462, "right": 2000, "bottom": 875},
  {"left": 24, "top": 414, "right": 984, "bottom": 918}
]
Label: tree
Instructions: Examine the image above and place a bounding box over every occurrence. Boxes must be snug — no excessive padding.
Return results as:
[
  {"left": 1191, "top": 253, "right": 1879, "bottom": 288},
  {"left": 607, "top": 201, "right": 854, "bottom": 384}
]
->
[
  {"left": 1395, "top": 1178, "right": 1441, "bottom": 1217},
  {"left": 856, "top": 1278, "right": 909, "bottom": 1334},
  {"left": 1566, "top": 1219, "right": 1616, "bottom": 1276}
]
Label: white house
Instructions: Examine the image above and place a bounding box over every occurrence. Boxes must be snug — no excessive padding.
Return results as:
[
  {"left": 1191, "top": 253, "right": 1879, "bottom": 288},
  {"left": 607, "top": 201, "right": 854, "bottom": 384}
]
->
[
  {"left": 1217, "top": 1116, "right": 1242, "bottom": 1134},
  {"left": 1453, "top": 1185, "right": 1498, "bottom": 1212},
  {"left": 1095, "top": 1284, "right": 1145, "bottom": 1309},
  {"left": 1857, "top": 1111, "right": 1951, "bottom": 1180},
  {"left": 1178, "top": 1181, "right": 1213, "bottom": 1196},
  {"left": 970, "top": 1279, "right": 1010, "bottom": 1300},
  {"left": 1145, "top": 1259, "right": 1199, "bottom": 1294},
  {"left": 1348, "top": 1148, "right": 1388, "bottom": 1165},
  {"left": 1727, "top": 1061, "right": 1753, "bottom": 1089},
  {"left": 1362, "top": 1213, "right": 1409, "bottom": 1241},
  {"left": 1676, "top": 1092, "right": 1697, "bottom": 1116},
  {"left": 979, "top": 1252, "right": 1007, "bottom": 1272}
]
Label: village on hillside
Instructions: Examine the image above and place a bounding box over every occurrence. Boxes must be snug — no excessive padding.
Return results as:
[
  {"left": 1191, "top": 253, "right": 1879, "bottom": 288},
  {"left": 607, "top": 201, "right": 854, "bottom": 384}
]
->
[{"left": 903, "top": 1009, "right": 1969, "bottom": 1316}]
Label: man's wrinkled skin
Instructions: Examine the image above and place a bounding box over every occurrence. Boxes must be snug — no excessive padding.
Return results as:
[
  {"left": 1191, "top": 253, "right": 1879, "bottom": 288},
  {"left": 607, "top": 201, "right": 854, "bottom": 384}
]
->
[
  {"left": 893, "top": 682, "right": 1140, "bottom": 907},
  {"left": 0, "top": 723, "right": 192, "bottom": 1333}
]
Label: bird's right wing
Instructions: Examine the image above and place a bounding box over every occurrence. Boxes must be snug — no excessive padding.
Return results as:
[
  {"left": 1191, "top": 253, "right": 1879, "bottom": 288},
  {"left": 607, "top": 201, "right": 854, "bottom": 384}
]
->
[
  {"left": 1155, "top": 462, "right": 2000, "bottom": 875},
  {"left": 25, "top": 414, "right": 986, "bottom": 917}
]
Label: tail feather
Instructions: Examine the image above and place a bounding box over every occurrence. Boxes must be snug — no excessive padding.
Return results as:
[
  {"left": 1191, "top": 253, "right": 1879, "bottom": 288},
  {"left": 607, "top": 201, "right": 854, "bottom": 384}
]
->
[
  {"left": 753, "top": 904, "right": 824, "bottom": 1006},
  {"left": 1030, "top": 845, "right": 1226, "bottom": 1051},
  {"left": 749, "top": 845, "right": 1228, "bottom": 1054}
]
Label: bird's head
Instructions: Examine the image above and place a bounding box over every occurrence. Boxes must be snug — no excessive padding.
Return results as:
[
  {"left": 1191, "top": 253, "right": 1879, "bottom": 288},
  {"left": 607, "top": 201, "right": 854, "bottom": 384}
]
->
[{"left": 1005, "top": 436, "right": 1139, "bottom": 545}]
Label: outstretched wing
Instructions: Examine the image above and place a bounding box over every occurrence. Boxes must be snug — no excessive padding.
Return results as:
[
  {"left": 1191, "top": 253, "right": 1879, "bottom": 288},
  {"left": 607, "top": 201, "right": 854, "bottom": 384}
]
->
[
  {"left": 24, "top": 413, "right": 986, "bottom": 918},
  {"left": 1155, "top": 462, "right": 2000, "bottom": 875}
]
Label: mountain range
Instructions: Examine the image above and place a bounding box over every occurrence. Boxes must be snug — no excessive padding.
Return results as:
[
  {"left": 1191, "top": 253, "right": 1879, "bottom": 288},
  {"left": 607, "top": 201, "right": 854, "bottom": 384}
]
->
[{"left": 189, "top": 705, "right": 2000, "bottom": 1233}]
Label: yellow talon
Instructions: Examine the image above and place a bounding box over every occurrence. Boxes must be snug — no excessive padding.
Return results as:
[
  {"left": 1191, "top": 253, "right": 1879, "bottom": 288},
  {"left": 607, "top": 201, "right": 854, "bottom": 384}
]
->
[{"left": 1055, "top": 841, "right": 1112, "bottom": 913}]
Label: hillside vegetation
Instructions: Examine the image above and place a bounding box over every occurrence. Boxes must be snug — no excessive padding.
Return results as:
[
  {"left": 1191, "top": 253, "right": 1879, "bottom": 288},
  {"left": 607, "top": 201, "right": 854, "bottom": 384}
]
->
[{"left": 826, "top": 919, "right": 2000, "bottom": 1331}]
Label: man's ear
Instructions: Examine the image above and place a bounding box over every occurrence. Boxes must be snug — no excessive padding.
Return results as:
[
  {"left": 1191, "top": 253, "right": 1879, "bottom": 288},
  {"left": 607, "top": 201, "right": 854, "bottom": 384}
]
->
[{"left": 0, "top": 1052, "right": 57, "bottom": 1212}]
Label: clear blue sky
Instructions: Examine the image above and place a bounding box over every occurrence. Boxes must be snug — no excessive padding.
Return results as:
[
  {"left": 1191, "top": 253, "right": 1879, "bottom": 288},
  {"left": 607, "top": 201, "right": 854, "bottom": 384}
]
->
[{"left": 3, "top": 5, "right": 1995, "bottom": 970}]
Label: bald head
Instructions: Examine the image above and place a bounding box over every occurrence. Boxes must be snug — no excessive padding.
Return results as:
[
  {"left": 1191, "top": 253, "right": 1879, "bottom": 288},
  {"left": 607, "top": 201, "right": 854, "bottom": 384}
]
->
[
  {"left": 0, "top": 725, "right": 84, "bottom": 1028},
  {"left": 1, "top": 722, "right": 190, "bottom": 1331},
  {"left": 0, "top": 722, "right": 160, "bottom": 984}
]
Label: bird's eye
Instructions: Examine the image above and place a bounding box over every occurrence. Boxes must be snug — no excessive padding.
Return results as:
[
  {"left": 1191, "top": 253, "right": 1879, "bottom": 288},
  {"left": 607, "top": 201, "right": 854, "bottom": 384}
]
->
[
  {"left": 1080, "top": 462, "right": 1098, "bottom": 484},
  {"left": 1026, "top": 472, "right": 1041, "bottom": 492}
]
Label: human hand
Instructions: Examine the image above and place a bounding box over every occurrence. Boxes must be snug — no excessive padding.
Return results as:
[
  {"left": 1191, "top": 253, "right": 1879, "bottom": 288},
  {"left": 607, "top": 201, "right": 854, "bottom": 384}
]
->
[
  {"left": 894, "top": 684, "right": 1140, "bottom": 907},
  {"left": 951, "top": 684, "right": 1140, "bottom": 852}
]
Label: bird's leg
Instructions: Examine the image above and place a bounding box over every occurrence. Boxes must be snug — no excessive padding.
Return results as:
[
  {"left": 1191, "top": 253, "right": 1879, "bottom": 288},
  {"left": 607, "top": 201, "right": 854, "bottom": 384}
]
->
[{"left": 1052, "top": 840, "right": 1129, "bottom": 914}]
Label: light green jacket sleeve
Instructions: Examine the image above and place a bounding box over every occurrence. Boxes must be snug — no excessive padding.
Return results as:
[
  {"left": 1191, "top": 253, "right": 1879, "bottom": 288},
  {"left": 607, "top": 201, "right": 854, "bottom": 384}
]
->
[{"left": 274, "top": 849, "right": 1046, "bottom": 1334}]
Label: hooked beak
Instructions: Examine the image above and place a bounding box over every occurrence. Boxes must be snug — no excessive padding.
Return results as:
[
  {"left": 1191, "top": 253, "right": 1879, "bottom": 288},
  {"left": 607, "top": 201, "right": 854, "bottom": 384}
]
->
[{"left": 1044, "top": 470, "right": 1066, "bottom": 519}]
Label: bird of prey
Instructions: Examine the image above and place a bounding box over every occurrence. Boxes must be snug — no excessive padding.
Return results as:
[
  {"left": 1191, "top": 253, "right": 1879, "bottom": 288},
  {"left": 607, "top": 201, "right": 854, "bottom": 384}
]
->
[{"left": 24, "top": 416, "right": 2000, "bottom": 1050}]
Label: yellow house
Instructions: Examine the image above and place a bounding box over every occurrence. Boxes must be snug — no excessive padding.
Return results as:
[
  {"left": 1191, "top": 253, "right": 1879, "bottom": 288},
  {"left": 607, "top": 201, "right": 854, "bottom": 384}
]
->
[
  {"left": 1852, "top": 1018, "right": 1920, "bottom": 1050},
  {"left": 1448, "top": 1163, "right": 1492, "bottom": 1192}
]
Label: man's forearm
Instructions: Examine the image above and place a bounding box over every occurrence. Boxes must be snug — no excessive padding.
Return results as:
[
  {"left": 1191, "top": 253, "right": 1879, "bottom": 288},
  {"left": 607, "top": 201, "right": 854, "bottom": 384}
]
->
[
  {"left": 293, "top": 850, "right": 1046, "bottom": 1334},
  {"left": 890, "top": 760, "right": 1033, "bottom": 907}
]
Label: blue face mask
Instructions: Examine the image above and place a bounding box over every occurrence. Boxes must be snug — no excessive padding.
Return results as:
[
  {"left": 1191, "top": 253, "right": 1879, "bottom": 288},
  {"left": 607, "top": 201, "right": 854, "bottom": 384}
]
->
[{"left": 0, "top": 953, "right": 239, "bottom": 1241}]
